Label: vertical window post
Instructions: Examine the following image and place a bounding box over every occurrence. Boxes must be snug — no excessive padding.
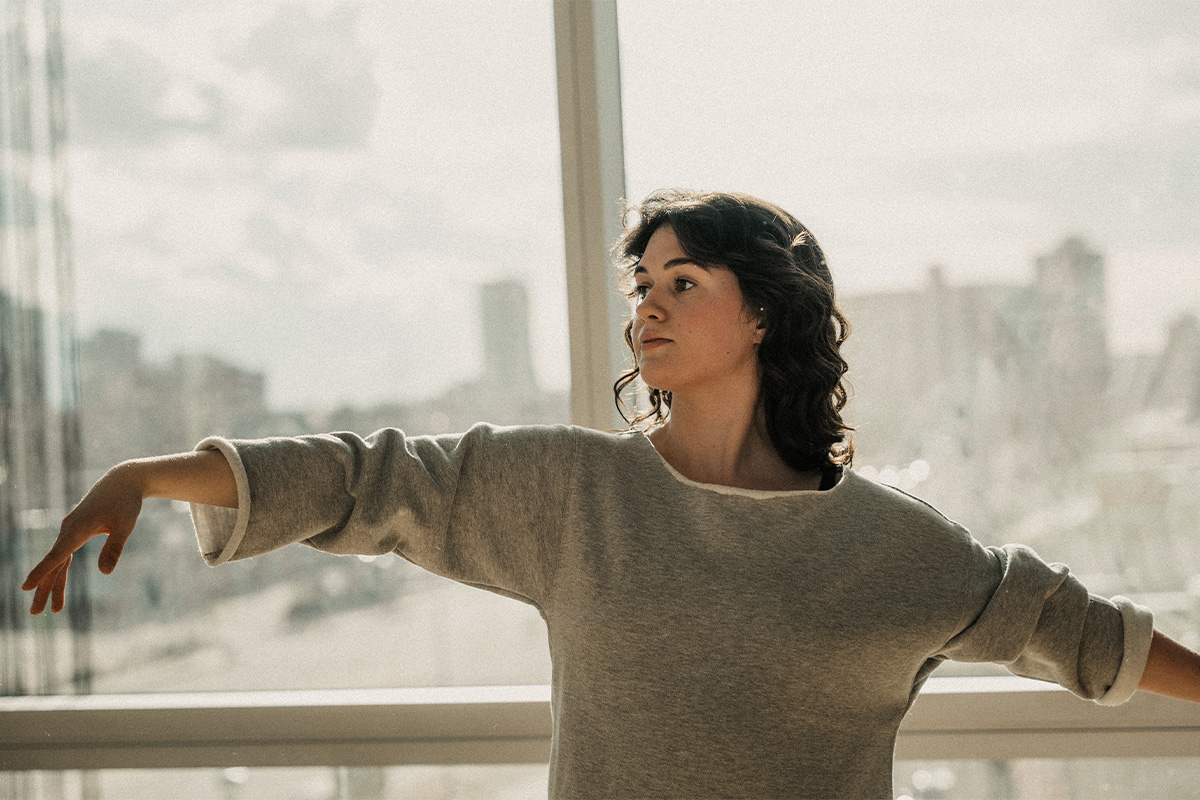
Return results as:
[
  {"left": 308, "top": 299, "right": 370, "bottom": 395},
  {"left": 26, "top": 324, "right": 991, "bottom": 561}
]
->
[{"left": 554, "top": 0, "right": 630, "bottom": 431}]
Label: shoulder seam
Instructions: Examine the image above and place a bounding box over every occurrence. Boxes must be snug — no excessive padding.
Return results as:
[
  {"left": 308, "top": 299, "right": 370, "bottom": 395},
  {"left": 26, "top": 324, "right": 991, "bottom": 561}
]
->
[{"left": 884, "top": 482, "right": 960, "bottom": 526}]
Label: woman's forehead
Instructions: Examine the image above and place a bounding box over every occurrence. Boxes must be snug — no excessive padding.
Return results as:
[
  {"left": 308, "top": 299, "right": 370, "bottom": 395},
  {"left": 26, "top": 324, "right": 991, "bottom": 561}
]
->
[
  {"left": 635, "top": 225, "right": 717, "bottom": 273},
  {"left": 644, "top": 224, "right": 684, "bottom": 256}
]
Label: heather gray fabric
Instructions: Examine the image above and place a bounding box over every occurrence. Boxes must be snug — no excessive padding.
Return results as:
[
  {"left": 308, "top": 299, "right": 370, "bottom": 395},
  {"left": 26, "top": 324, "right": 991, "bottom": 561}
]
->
[{"left": 191, "top": 423, "right": 1154, "bottom": 800}]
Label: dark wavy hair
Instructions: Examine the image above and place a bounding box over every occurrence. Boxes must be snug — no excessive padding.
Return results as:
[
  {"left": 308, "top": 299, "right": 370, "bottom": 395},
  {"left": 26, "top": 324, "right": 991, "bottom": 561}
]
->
[{"left": 612, "top": 189, "right": 854, "bottom": 473}]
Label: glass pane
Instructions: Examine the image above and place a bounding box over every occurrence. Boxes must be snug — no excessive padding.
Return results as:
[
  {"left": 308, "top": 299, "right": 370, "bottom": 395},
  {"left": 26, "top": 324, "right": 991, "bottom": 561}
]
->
[
  {"left": 10, "top": 760, "right": 1200, "bottom": 800},
  {"left": 4, "top": 0, "right": 564, "bottom": 694},
  {"left": 618, "top": 0, "right": 1200, "bottom": 677},
  {"left": 6, "top": 765, "right": 550, "bottom": 800},
  {"left": 895, "top": 758, "right": 1200, "bottom": 800}
]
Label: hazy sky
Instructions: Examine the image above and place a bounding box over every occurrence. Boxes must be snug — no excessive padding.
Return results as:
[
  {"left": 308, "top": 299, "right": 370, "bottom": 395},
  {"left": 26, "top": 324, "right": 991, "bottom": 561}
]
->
[
  {"left": 618, "top": 1, "right": 1200, "bottom": 330},
  {"left": 59, "top": 0, "right": 1200, "bottom": 410}
]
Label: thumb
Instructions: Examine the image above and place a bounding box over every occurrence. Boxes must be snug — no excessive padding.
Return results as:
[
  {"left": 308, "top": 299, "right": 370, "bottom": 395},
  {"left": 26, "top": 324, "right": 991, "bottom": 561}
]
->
[{"left": 98, "top": 523, "right": 135, "bottom": 574}]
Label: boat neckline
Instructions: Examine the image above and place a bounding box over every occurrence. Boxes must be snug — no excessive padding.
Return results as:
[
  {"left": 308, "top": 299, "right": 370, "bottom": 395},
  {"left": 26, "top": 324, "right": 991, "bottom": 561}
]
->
[{"left": 628, "top": 429, "right": 849, "bottom": 499}]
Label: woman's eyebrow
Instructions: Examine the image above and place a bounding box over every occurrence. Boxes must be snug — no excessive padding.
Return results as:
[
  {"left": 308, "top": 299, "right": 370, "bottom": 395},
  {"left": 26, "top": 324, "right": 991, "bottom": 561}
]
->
[{"left": 632, "top": 257, "right": 710, "bottom": 275}]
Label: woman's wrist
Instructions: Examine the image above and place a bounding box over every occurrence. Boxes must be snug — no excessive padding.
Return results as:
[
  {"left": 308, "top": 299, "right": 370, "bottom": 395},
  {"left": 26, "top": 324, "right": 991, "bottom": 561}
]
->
[
  {"left": 112, "top": 452, "right": 203, "bottom": 503},
  {"left": 113, "top": 457, "right": 160, "bottom": 500},
  {"left": 118, "top": 450, "right": 238, "bottom": 507}
]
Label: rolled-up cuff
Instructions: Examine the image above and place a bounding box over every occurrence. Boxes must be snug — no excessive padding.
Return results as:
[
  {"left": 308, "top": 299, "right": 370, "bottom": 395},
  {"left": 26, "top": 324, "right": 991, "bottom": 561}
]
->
[
  {"left": 1095, "top": 595, "right": 1155, "bottom": 706},
  {"left": 189, "top": 437, "right": 251, "bottom": 566}
]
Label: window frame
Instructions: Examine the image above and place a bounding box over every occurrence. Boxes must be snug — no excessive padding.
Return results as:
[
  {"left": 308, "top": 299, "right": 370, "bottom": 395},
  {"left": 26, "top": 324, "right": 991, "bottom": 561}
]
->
[{"left": 3, "top": 676, "right": 1200, "bottom": 770}]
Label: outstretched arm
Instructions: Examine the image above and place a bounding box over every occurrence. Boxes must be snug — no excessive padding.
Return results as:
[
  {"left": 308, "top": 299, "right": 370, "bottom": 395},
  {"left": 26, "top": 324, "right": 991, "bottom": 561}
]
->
[
  {"left": 1138, "top": 630, "right": 1200, "bottom": 703},
  {"left": 22, "top": 450, "right": 237, "bottom": 615}
]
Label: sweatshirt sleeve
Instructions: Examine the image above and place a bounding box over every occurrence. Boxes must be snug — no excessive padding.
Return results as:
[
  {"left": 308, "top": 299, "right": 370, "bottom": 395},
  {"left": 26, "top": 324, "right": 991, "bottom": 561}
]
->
[
  {"left": 188, "top": 423, "right": 576, "bottom": 607},
  {"left": 939, "top": 540, "right": 1154, "bottom": 706}
]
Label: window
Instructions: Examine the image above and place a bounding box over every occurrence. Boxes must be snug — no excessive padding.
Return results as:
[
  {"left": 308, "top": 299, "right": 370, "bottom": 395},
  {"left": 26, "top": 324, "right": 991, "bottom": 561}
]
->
[
  {"left": 618, "top": 0, "right": 1200, "bottom": 659},
  {"left": 4, "top": 0, "right": 566, "bottom": 697}
]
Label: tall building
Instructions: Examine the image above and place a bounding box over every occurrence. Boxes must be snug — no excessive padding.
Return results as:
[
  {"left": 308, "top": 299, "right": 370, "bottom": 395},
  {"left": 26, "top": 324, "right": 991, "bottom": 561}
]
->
[
  {"left": 840, "top": 266, "right": 1031, "bottom": 535},
  {"left": 1144, "top": 313, "right": 1200, "bottom": 418},
  {"left": 322, "top": 279, "right": 568, "bottom": 436},
  {"left": 838, "top": 236, "right": 1200, "bottom": 619},
  {"left": 839, "top": 236, "right": 1123, "bottom": 535},
  {"left": 1031, "top": 237, "right": 1110, "bottom": 457},
  {"left": 479, "top": 278, "right": 540, "bottom": 408}
]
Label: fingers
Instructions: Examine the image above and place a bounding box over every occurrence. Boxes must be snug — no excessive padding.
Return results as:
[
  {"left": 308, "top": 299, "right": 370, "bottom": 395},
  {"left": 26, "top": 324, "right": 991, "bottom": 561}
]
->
[
  {"left": 22, "top": 544, "right": 72, "bottom": 593},
  {"left": 29, "top": 569, "right": 52, "bottom": 615},
  {"left": 22, "top": 515, "right": 95, "bottom": 588},
  {"left": 22, "top": 511, "right": 136, "bottom": 614},
  {"left": 51, "top": 556, "right": 71, "bottom": 613},
  {"left": 28, "top": 557, "right": 70, "bottom": 615}
]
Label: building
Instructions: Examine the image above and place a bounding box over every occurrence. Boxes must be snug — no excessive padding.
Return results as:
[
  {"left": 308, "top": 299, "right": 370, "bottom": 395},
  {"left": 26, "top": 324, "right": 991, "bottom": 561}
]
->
[{"left": 840, "top": 239, "right": 1200, "bottom": 644}]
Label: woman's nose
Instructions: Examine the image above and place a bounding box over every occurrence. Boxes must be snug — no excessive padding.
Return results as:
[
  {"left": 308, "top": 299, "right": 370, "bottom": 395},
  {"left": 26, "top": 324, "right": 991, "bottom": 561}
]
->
[{"left": 635, "top": 289, "right": 665, "bottom": 321}]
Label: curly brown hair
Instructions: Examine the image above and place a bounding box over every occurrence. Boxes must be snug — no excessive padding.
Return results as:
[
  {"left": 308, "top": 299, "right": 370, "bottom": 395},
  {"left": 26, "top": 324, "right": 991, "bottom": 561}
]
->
[{"left": 612, "top": 189, "right": 854, "bottom": 473}]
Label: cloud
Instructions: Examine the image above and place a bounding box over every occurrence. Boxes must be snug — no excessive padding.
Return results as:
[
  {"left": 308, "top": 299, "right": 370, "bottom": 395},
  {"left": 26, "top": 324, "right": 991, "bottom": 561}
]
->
[
  {"left": 67, "top": 3, "right": 377, "bottom": 152},
  {"left": 67, "top": 39, "right": 222, "bottom": 147},
  {"left": 217, "top": 3, "right": 378, "bottom": 150}
]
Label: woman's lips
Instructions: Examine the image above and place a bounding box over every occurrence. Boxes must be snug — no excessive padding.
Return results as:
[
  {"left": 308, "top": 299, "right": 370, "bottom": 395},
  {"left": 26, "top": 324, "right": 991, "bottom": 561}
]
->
[{"left": 640, "top": 336, "right": 671, "bottom": 351}]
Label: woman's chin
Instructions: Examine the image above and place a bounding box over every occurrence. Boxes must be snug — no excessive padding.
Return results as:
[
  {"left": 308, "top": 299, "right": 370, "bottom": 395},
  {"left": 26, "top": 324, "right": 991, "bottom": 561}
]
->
[{"left": 637, "top": 370, "right": 672, "bottom": 394}]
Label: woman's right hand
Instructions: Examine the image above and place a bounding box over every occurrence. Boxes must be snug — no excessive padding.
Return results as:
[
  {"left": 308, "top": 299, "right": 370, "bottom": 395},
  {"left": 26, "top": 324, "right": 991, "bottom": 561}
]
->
[
  {"left": 22, "top": 449, "right": 237, "bottom": 615},
  {"left": 22, "top": 462, "right": 148, "bottom": 615}
]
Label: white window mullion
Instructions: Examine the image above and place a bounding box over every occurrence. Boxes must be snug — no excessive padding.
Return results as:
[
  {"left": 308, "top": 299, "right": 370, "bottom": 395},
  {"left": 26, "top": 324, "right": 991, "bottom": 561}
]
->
[{"left": 554, "top": 0, "right": 630, "bottom": 431}]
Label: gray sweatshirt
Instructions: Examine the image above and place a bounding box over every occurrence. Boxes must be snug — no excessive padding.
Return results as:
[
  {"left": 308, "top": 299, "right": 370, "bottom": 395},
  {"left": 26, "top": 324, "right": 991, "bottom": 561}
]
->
[{"left": 191, "top": 423, "right": 1153, "bottom": 800}]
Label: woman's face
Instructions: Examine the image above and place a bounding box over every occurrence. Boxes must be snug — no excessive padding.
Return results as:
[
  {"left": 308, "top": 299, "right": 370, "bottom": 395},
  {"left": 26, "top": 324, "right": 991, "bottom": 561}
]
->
[{"left": 630, "top": 225, "right": 763, "bottom": 396}]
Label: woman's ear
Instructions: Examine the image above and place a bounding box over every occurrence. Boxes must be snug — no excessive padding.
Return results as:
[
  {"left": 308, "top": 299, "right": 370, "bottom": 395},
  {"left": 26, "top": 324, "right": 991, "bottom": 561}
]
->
[{"left": 753, "top": 307, "right": 766, "bottom": 343}]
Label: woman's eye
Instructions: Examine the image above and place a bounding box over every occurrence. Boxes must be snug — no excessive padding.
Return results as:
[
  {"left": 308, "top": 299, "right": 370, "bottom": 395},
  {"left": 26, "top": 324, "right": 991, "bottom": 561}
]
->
[
  {"left": 632, "top": 284, "right": 651, "bottom": 300},
  {"left": 674, "top": 278, "right": 696, "bottom": 292}
]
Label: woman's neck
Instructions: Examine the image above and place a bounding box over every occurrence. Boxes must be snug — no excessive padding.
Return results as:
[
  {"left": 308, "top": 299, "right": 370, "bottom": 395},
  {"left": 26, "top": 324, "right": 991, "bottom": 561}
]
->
[{"left": 647, "top": 392, "right": 823, "bottom": 492}]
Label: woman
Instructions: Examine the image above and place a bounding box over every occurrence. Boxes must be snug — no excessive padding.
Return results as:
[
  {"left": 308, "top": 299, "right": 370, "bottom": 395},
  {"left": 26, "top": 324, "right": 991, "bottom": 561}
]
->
[{"left": 23, "top": 189, "right": 1200, "bottom": 799}]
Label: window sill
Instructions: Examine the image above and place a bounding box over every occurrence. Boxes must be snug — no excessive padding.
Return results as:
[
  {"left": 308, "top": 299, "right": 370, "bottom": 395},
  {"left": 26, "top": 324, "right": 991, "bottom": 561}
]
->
[{"left": 2, "top": 677, "right": 1199, "bottom": 771}]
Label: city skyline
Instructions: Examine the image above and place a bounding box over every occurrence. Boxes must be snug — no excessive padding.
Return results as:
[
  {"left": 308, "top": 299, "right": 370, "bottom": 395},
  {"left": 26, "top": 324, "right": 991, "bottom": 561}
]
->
[
  {"left": 64, "top": 230, "right": 1199, "bottom": 423},
  {"left": 64, "top": 234, "right": 1198, "bottom": 439}
]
